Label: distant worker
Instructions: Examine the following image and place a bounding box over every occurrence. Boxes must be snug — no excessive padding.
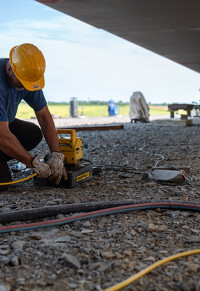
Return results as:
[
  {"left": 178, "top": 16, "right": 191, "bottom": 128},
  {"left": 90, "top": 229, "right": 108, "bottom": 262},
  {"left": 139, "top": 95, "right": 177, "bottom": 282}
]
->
[
  {"left": 0, "top": 43, "right": 67, "bottom": 187},
  {"left": 108, "top": 99, "right": 118, "bottom": 116}
]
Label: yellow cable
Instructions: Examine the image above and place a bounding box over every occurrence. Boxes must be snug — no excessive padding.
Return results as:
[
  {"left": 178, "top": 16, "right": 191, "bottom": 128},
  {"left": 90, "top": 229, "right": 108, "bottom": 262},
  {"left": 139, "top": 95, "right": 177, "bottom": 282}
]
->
[
  {"left": 104, "top": 249, "right": 200, "bottom": 291},
  {"left": 0, "top": 173, "right": 37, "bottom": 185}
]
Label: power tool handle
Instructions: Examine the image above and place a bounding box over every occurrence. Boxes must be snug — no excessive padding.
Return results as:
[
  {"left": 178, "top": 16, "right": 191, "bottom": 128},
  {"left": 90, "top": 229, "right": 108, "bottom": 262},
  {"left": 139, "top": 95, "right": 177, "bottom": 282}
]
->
[{"left": 57, "top": 129, "right": 76, "bottom": 145}]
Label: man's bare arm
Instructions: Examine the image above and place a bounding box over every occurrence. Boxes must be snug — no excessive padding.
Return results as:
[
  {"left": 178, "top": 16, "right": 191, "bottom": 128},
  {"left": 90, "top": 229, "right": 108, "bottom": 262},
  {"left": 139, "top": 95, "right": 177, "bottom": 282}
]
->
[
  {"left": 0, "top": 121, "right": 33, "bottom": 167},
  {"left": 35, "top": 105, "right": 60, "bottom": 153},
  {"left": 36, "top": 106, "right": 68, "bottom": 184}
]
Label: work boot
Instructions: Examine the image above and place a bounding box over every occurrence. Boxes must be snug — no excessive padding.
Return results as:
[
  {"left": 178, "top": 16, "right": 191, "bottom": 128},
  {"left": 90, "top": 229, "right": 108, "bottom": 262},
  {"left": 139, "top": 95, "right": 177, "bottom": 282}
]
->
[{"left": 0, "top": 157, "right": 12, "bottom": 191}]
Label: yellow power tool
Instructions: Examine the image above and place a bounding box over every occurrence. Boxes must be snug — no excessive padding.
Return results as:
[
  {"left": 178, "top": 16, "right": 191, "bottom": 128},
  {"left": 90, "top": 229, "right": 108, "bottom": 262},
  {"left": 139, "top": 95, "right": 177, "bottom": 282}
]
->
[
  {"left": 57, "top": 129, "right": 93, "bottom": 188},
  {"left": 34, "top": 129, "right": 94, "bottom": 188},
  {"left": 57, "top": 129, "right": 82, "bottom": 165}
]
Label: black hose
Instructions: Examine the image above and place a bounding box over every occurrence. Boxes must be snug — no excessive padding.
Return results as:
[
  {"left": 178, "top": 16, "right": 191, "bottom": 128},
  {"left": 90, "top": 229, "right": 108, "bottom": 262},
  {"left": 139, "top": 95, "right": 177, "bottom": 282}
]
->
[
  {"left": 1, "top": 200, "right": 200, "bottom": 224},
  {"left": 0, "top": 200, "right": 146, "bottom": 223}
]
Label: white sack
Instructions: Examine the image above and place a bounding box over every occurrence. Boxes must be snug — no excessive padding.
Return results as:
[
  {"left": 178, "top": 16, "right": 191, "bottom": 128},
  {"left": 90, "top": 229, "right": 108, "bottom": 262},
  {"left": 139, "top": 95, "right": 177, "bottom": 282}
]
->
[{"left": 129, "top": 91, "right": 149, "bottom": 121}]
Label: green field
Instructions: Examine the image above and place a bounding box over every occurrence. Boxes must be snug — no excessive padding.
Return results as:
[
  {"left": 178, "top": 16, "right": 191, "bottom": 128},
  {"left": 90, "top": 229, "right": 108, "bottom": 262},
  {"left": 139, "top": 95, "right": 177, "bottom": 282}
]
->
[{"left": 16, "top": 103, "right": 169, "bottom": 119}]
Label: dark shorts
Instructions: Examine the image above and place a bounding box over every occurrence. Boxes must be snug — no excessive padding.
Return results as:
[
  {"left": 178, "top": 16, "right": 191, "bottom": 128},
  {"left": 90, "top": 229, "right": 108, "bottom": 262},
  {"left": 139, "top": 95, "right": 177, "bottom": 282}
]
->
[{"left": 0, "top": 118, "right": 43, "bottom": 184}]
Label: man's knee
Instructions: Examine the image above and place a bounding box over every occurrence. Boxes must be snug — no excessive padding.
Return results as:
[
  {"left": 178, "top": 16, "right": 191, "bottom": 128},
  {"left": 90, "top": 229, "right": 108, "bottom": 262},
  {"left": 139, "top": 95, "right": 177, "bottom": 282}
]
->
[
  {"left": 9, "top": 119, "right": 43, "bottom": 151},
  {"left": 31, "top": 123, "right": 43, "bottom": 145},
  {"left": 24, "top": 123, "right": 43, "bottom": 151}
]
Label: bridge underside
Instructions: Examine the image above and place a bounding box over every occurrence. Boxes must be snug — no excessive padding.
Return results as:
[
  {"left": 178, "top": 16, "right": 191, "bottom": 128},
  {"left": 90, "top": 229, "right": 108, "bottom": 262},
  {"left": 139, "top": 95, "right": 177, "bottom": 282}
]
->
[{"left": 37, "top": 0, "right": 200, "bottom": 73}]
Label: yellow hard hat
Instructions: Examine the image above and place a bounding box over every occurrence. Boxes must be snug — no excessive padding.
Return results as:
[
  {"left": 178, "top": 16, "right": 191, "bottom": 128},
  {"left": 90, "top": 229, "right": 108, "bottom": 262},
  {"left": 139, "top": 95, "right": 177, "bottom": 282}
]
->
[{"left": 9, "top": 43, "right": 46, "bottom": 91}]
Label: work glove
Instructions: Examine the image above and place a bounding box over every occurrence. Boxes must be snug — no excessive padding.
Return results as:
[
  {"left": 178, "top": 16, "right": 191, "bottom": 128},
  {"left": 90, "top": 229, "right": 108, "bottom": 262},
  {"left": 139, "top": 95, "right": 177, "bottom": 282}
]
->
[
  {"left": 45, "top": 152, "right": 68, "bottom": 185},
  {"left": 31, "top": 155, "right": 51, "bottom": 178}
]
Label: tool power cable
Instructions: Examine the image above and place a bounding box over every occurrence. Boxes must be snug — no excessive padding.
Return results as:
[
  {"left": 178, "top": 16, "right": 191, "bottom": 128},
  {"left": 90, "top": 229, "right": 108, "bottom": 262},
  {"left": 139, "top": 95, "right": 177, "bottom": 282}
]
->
[
  {"left": 0, "top": 173, "right": 37, "bottom": 185},
  {"left": 104, "top": 249, "right": 200, "bottom": 291}
]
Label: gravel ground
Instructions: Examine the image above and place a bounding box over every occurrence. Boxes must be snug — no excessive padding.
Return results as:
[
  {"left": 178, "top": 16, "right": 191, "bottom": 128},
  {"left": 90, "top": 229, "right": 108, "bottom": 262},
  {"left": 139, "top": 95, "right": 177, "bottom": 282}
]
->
[{"left": 0, "top": 115, "right": 200, "bottom": 291}]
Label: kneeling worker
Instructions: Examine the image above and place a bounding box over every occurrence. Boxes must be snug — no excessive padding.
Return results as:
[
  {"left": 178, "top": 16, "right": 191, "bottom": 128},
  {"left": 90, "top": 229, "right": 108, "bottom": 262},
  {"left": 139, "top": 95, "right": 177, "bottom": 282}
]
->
[{"left": 0, "top": 43, "right": 67, "bottom": 187}]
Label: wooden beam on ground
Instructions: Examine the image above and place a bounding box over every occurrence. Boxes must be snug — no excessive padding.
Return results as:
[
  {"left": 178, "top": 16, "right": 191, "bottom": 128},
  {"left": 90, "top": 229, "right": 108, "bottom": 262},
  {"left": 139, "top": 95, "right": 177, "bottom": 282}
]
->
[
  {"left": 153, "top": 119, "right": 192, "bottom": 127},
  {"left": 57, "top": 124, "right": 124, "bottom": 131}
]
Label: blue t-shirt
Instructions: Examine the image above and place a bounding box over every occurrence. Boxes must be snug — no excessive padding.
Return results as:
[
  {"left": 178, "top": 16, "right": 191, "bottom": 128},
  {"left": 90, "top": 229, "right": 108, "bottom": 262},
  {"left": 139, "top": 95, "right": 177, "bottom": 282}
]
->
[{"left": 0, "top": 58, "right": 47, "bottom": 123}]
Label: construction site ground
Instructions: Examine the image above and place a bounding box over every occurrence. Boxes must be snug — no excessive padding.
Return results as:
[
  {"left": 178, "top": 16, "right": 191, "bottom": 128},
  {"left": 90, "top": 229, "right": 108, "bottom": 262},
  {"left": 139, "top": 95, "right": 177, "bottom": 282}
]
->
[{"left": 0, "top": 115, "right": 200, "bottom": 291}]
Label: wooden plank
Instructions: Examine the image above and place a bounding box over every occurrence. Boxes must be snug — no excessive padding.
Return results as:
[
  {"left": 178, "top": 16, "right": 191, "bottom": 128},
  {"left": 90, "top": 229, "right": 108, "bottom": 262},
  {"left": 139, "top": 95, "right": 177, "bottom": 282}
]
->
[
  {"left": 153, "top": 119, "right": 192, "bottom": 126},
  {"left": 57, "top": 125, "right": 124, "bottom": 131}
]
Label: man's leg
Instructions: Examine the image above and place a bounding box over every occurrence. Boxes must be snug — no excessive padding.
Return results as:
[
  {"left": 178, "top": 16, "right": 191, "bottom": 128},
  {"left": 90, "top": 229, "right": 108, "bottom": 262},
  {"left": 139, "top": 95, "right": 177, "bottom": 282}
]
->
[
  {"left": 0, "top": 119, "right": 43, "bottom": 186},
  {"left": 0, "top": 153, "right": 12, "bottom": 189},
  {"left": 9, "top": 118, "right": 43, "bottom": 153}
]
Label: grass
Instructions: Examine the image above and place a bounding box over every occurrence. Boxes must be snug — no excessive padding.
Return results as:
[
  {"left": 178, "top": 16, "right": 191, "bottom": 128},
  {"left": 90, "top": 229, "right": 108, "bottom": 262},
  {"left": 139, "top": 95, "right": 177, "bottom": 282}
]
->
[
  {"left": 149, "top": 105, "right": 169, "bottom": 116},
  {"left": 16, "top": 102, "right": 169, "bottom": 119}
]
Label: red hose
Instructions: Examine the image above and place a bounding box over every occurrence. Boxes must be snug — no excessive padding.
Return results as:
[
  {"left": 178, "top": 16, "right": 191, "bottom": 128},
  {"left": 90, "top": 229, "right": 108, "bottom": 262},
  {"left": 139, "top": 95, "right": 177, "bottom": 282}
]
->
[{"left": 0, "top": 201, "right": 200, "bottom": 233}]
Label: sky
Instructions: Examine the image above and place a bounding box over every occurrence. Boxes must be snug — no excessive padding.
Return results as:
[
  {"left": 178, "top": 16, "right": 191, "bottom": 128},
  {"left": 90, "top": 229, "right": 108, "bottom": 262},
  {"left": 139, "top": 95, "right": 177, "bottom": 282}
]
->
[{"left": 0, "top": 0, "right": 200, "bottom": 104}]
